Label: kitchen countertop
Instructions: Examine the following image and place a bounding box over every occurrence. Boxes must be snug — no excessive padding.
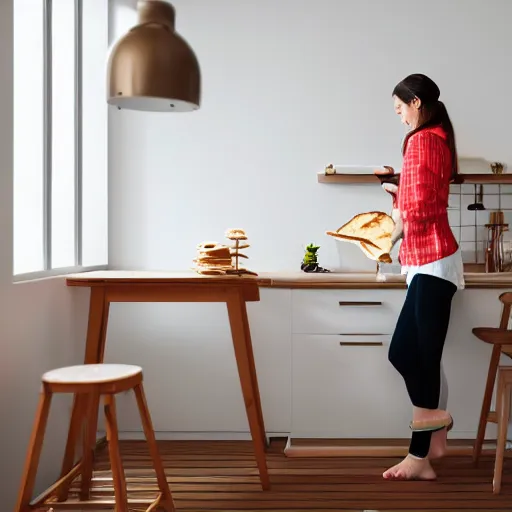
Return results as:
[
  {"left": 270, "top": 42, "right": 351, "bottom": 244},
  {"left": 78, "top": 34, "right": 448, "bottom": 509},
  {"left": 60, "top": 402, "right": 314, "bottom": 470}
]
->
[
  {"left": 65, "top": 269, "right": 512, "bottom": 290},
  {"left": 255, "top": 271, "right": 512, "bottom": 289}
]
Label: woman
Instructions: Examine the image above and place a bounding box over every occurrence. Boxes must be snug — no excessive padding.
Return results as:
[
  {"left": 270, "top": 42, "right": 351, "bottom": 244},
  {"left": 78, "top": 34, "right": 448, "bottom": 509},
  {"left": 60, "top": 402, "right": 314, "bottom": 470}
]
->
[{"left": 376, "top": 74, "right": 464, "bottom": 481}]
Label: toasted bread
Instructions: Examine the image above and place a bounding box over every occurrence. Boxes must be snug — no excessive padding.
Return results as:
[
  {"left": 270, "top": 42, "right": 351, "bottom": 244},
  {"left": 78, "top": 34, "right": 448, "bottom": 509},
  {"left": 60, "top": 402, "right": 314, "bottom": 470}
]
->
[{"left": 326, "top": 211, "right": 395, "bottom": 263}]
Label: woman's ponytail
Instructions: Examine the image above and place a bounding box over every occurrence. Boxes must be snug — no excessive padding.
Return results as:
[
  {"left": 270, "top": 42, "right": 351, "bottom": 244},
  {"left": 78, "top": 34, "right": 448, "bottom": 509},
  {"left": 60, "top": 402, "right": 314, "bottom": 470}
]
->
[{"left": 436, "top": 100, "right": 459, "bottom": 182}]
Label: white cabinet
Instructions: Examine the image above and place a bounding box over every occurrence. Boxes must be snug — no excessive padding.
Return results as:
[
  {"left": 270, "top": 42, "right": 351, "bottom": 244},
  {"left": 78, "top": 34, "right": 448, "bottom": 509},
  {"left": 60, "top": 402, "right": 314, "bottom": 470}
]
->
[
  {"left": 291, "top": 333, "right": 411, "bottom": 438},
  {"left": 102, "top": 289, "right": 292, "bottom": 435},
  {"left": 292, "top": 289, "right": 404, "bottom": 335},
  {"left": 290, "top": 287, "right": 512, "bottom": 440},
  {"left": 290, "top": 288, "right": 409, "bottom": 438}
]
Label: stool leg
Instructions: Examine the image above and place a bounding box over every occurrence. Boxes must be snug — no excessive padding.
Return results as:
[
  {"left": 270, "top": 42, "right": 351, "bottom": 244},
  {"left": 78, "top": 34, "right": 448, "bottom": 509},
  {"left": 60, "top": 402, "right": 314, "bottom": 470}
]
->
[
  {"left": 133, "top": 383, "right": 175, "bottom": 512},
  {"left": 55, "top": 393, "right": 87, "bottom": 501},
  {"left": 493, "top": 376, "right": 511, "bottom": 494},
  {"left": 80, "top": 390, "right": 101, "bottom": 500},
  {"left": 474, "top": 345, "right": 501, "bottom": 465},
  {"left": 104, "top": 394, "right": 128, "bottom": 512},
  {"left": 15, "top": 389, "right": 52, "bottom": 512}
]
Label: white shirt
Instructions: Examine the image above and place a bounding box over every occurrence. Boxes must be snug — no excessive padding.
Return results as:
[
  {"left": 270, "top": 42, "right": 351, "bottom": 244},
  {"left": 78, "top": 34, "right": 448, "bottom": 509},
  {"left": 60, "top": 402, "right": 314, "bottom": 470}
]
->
[{"left": 402, "top": 247, "right": 465, "bottom": 290}]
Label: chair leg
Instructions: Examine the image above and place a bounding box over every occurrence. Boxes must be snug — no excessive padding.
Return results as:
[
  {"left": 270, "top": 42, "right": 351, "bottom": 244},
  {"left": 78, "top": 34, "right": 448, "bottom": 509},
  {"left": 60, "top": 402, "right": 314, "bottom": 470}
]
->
[
  {"left": 474, "top": 345, "right": 501, "bottom": 465},
  {"left": 104, "top": 394, "right": 128, "bottom": 512},
  {"left": 493, "top": 375, "right": 511, "bottom": 494},
  {"left": 133, "top": 383, "right": 175, "bottom": 512},
  {"left": 55, "top": 393, "right": 87, "bottom": 501},
  {"left": 14, "top": 389, "right": 53, "bottom": 512},
  {"left": 80, "top": 390, "right": 101, "bottom": 500}
]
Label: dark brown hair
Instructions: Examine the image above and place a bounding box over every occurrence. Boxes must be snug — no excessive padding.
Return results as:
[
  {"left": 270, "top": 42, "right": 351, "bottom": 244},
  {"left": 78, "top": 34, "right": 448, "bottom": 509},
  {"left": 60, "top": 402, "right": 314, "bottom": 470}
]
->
[{"left": 393, "top": 74, "right": 459, "bottom": 182}]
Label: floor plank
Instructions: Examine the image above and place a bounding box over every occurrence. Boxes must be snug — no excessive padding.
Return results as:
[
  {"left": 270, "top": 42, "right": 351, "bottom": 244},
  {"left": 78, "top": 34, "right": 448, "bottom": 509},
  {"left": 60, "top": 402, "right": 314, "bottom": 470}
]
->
[{"left": 59, "top": 438, "right": 511, "bottom": 511}]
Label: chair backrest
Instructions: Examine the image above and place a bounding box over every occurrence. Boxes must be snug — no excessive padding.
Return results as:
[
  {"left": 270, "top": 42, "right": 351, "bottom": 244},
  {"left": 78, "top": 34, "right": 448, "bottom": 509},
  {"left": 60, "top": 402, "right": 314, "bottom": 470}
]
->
[{"left": 499, "top": 291, "right": 512, "bottom": 331}]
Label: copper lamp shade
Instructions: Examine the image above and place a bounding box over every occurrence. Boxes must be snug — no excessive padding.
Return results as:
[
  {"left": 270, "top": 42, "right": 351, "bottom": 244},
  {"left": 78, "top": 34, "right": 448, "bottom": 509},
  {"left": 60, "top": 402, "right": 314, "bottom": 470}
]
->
[{"left": 107, "top": 0, "right": 201, "bottom": 112}]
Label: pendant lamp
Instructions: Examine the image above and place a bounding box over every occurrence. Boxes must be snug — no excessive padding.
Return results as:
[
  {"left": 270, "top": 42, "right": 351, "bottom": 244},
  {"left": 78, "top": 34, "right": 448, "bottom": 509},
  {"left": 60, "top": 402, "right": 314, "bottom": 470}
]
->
[{"left": 107, "top": 0, "right": 201, "bottom": 112}]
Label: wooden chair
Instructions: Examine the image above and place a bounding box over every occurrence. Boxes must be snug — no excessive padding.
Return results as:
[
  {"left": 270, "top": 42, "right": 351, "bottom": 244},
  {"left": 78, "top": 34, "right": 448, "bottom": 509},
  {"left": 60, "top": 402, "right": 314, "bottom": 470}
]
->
[
  {"left": 15, "top": 364, "right": 174, "bottom": 512},
  {"left": 493, "top": 365, "right": 512, "bottom": 493},
  {"left": 472, "top": 291, "right": 512, "bottom": 467}
]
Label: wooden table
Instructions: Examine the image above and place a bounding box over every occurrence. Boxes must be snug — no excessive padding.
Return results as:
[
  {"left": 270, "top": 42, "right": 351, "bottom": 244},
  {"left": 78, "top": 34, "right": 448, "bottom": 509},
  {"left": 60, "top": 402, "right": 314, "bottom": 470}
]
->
[{"left": 65, "top": 270, "right": 270, "bottom": 490}]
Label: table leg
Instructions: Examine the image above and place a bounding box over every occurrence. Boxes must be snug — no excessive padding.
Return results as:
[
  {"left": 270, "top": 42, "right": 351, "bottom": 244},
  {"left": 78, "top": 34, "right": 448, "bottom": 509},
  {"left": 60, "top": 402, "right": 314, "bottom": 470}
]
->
[
  {"left": 104, "top": 394, "right": 129, "bottom": 509},
  {"left": 84, "top": 287, "right": 110, "bottom": 365},
  {"left": 62, "top": 287, "right": 110, "bottom": 491},
  {"left": 55, "top": 393, "right": 87, "bottom": 501},
  {"left": 226, "top": 289, "right": 270, "bottom": 490},
  {"left": 80, "top": 390, "right": 101, "bottom": 500},
  {"left": 240, "top": 295, "right": 266, "bottom": 447}
]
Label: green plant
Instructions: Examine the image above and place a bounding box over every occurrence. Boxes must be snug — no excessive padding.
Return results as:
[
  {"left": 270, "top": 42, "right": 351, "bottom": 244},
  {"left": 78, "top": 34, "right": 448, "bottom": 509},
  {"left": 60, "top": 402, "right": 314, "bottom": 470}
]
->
[
  {"left": 301, "top": 243, "right": 330, "bottom": 273},
  {"left": 302, "top": 243, "right": 320, "bottom": 265}
]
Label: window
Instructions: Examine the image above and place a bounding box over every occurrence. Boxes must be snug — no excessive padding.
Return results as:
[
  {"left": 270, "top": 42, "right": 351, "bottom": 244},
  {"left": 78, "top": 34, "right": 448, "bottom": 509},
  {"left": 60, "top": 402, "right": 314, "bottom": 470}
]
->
[{"left": 13, "top": 0, "right": 108, "bottom": 278}]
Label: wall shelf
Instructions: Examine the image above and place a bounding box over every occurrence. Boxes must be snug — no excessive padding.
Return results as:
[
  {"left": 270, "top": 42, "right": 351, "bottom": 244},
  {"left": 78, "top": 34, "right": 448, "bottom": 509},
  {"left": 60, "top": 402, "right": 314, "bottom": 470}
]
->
[{"left": 317, "top": 173, "right": 512, "bottom": 185}]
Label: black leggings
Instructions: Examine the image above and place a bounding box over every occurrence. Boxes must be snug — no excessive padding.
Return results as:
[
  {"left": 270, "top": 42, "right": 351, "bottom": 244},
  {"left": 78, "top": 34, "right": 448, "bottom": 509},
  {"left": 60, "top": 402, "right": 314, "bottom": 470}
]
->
[{"left": 389, "top": 273, "right": 456, "bottom": 457}]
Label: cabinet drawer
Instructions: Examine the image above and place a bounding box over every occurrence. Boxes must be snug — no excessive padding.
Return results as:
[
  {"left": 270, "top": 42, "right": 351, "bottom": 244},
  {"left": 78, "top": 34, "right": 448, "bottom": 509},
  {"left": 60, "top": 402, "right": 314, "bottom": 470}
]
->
[
  {"left": 291, "top": 289, "right": 405, "bottom": 335},
  {"left": 291, "top": 334, "right": 411, "bottom": 438}
]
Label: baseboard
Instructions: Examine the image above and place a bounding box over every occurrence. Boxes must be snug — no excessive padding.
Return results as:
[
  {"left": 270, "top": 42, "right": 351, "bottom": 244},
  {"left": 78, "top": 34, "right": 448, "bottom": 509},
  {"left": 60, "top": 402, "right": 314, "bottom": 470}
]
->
[
  {"left": 283, "top": 436, "right": 512, "bottom": 458},
  {"left": 97, "top": 430, "right": 288, "bottom": 441}
]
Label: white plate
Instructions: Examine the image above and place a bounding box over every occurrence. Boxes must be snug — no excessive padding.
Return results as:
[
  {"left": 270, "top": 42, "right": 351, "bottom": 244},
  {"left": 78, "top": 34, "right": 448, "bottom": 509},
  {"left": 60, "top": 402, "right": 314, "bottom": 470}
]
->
[{"left": 325, "top": 165, "right": 389, "bottom": 174}]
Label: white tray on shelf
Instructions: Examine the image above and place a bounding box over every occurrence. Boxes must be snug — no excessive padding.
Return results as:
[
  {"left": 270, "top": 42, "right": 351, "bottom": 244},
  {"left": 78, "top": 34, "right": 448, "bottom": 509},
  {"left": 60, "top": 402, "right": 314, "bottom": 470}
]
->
[{"left": 325, "top": 165, "right": 389, "bottom": 174}]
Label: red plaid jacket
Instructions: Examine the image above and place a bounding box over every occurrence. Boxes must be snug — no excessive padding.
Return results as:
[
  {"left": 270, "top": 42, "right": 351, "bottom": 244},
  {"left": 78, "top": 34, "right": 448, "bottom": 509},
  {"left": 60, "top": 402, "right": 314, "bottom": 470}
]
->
[{"left": 396, "top": 126, "right": 459, "bottom": 266}]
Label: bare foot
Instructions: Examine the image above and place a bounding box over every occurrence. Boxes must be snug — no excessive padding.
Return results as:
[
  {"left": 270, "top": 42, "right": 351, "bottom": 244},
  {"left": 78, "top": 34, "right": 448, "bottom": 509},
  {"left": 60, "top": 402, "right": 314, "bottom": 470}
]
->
[
  {"left": 382, "top": 454, "right": 437, "bottom": 481},
  {"left": 428, "top": 427, "right": 448, "bottom": 460}
]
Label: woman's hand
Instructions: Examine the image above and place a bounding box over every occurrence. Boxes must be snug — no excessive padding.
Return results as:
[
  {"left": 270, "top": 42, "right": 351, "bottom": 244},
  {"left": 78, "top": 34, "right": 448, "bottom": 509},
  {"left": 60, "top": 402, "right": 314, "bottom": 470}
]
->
[
  {"left": 382, "top": 182, "right": 398, "bottom": 203},
  {"left": 374, "top": 166, "right": 399, "bottom": 187},
  {"left": 375, "top": 167, "right": 403, "bottom": 250},
  {"left": 374, "top": 165, "right": 395, "bottom": 176},
  {"left": 375, "top": 166, "right": 400, "bottom": 202}
]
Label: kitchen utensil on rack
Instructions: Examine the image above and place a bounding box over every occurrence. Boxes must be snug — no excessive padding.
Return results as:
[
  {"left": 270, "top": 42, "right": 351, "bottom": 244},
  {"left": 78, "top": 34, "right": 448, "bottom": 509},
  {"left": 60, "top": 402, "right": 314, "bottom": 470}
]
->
[
  {"left": 468, "top": 184, "right": 485, "bottom": 211},
  {"left": 485, "top": 211, "right": 508, "bottom": 273},
  {"left": 491, "top": 162, "right": 505, "bottom": 175}
]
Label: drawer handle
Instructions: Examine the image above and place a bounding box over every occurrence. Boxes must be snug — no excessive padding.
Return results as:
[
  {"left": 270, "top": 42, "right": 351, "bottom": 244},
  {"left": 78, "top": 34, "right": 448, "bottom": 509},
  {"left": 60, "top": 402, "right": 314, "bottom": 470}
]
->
[
  {"left": 338, "top": 332, "right": 387, "bottom": 336},
  {"left": 338, "top": 301, "right": 382, "bottom": 307},
  {"left": 339, "top": 341, "right": 384, "bottom": 347}
]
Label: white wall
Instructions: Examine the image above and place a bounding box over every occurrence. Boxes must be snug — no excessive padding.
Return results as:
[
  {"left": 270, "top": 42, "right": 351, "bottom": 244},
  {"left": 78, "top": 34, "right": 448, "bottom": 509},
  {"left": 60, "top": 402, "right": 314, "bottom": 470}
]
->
[
  {"left": 105, "top": 0, "right": 512, "bottom": 437},
  {"left": 0, "top": 1, "right": 89, "bottom": 509},
  {"left": 109, "top": 0, "right": 512, "bottom": 273}
]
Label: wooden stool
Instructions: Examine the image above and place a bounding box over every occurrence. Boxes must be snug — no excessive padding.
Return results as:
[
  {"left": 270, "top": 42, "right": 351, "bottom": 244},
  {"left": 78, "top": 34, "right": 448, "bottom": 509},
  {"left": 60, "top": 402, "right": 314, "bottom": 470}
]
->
[
  {"left": 15, "top": 364, "right": 174, "bottom": 512},
  {"left": 472, "top": 291, "right": 512, "bottom": 466},
  {"left": 493, "top": 365, "right": 512, "bottom": 493}
]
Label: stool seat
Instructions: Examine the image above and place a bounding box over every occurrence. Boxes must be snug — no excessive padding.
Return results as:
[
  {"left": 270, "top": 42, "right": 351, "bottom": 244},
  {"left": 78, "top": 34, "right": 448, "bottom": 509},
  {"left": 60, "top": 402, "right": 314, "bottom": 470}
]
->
[
  {"left": 43, "top": 363, "right": 142, "bottom": 384},
  {"left": 472, "top": 327, "right": 512, "bottom": 345},
  {"left": 15, "top": 363, "right": 175, "bottom": 511}
]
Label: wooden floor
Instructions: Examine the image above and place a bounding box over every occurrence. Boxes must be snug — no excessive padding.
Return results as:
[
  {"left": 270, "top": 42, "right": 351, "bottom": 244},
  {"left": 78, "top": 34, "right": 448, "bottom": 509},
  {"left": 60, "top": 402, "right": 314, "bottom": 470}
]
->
[{"left": 63, "top": 438, "right": 511, "bottom": 511}]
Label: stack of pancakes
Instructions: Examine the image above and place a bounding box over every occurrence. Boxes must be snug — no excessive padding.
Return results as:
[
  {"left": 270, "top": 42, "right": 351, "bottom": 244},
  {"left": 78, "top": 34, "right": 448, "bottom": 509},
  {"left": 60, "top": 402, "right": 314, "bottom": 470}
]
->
[
  {"left": 193, "top": 229, "right": 258, "bottom": 276},
  {"left": 193, "top": 242, "right": 233, "bottom": 275}
]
